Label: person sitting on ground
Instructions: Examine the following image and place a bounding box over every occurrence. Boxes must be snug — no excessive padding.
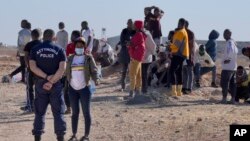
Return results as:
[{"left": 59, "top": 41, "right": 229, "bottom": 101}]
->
[
  {"left": 148, "top": 48, "right": 170, "bottom": 87},
  {"left": 96, "top": 38, "right": 115, "bottom": 67},
  {"left": 194, "top": 44, "right": 216, "bottom": 88},
  {"left": 235, "top": 66, "right": 250, "bottom": 103}
]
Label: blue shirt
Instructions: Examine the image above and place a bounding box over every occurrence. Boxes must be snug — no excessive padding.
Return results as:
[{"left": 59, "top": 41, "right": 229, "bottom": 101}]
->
[{"left": 30, "top": 41, "right": 66, "bottom": 75}]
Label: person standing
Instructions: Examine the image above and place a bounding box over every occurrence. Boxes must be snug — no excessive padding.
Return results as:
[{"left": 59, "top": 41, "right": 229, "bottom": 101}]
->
[
  {"left": 56, "top": 22, "right": 68, "bottom": 49},
  {"left": 205, "top": 30, "right": 220, "bottom": 87},
  {"left": 182, "top": 20, "right": 195, "bottom": 94},
  {"left": 81, "top": 21, "right": 94, "bottom": 53},
  {"left": 142, "top": 29, "right": 156, "bottom": 94},
  {"left": 30, "top": 29, "right": 66, "bottom": 141},
  {"left": 66, "top": 37, "right": 99, "bottom": 141},
  {"left": 127, "top": 20, "right": 146, "bottom": 98},
  {"left": 220, "top": 29, "right": 238, "bottom": 104},
  {"left": 118, "top": 19, "right": 136, "bottom": 91},
  {"left": 21, "top": 29, "right": 42, "bottom": 113},
  {"left": 169, "top": 18, "right": 189, "bottom": 97},
  {"left": 9, "top": 20, "right": 31, "bottom": 82}
]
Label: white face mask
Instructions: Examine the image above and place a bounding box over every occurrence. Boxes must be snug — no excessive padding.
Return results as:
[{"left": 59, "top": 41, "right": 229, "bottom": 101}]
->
[{"left": 75, "top": 48, "right": 84, "bottom": 55}]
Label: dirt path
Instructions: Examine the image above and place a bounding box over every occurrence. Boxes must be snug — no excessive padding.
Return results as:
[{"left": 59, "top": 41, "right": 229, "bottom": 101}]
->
[{"left": 1, "top": 53, "right": 250, "bottom": 141}]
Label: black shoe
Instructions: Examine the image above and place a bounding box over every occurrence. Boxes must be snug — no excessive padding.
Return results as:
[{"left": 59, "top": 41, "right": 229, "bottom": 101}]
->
[
  {"left": 211, "top": 82, "right": 218, "bottom": 88},
  {"left": 35, "top": 135, "right": 41, "bottom": 141},
  {"left": 68, "top": 135, "right": 77, "bottom": 141},
  {"left": 80, "top": 136, "right": 89, "bottom": 141},
  {"left": 182, "top": 88, "right": 186, "bottom": 93},
  {"left": 57, "top": 136, "right": 64, "bottom": 141},
  {"left": 186, "top": 89, "right": 192, "bottom": 94},
  {"left": 195, "top": 82, "right": 200, "bottom": 88}
]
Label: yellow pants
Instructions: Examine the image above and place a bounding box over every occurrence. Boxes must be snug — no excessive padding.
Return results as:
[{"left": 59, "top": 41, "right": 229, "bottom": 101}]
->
[{"left": 129, "top": 59, "right": 142, "bottom": 91}]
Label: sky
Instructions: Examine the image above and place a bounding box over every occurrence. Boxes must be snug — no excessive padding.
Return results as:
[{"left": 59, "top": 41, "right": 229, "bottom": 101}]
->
[{"left": 0, "top": 0, "right": 250, "bottom": 45}]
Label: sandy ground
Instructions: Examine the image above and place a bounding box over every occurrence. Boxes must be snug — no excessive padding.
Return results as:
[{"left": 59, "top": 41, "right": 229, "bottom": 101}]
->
[{"left": 1, "top": 47, "right": 250, "bottom": 141}]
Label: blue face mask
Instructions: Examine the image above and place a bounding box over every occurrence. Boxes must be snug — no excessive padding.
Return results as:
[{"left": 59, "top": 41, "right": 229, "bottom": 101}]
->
[{"left": 75, "top": 48, "right": 84, "bottom": 55}]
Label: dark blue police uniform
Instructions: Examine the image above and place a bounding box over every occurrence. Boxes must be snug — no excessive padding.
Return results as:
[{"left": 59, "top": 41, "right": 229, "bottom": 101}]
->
[{"left": 30, "top": 40, "right": 66, "bottom": 136}]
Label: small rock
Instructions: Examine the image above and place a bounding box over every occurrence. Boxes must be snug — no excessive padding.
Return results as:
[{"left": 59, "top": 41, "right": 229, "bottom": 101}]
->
[
  {"left": 144, "top": 120, "right": 147, "bottom": 122},
  {"left": 115, "top": 114, "right": 120, "bottom": 117},
  {"left": 175, "top": 130, "right": 180, "bottom": 133},
  {"left": 197, "top": 118, "right": 202, "bottom": 122}
]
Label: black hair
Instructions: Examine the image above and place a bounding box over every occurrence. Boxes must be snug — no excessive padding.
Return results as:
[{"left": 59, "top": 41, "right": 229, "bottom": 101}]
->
[
  {"left": 237, "top": 66, "right": 244, "bottom": 70},
  {"left": 43, "top": 29, "right": 55, "bottom": 41},
  {"left": 242, "top": 47, "right": 247, "bottom": 54},
  {"left": 168, "top": 30, "right": 175, "bottom": 41},
  {"left": 59, "top": 22, "right": 65, "bottom": 29},
  {"left": 31, "top": 29, "right": 40, "bottom": 39},
  {"left": 26, "top": 22, "right": 31, "bottom": 29},
  {"left": 71, "top": 30, "right": 81, "bottom": 42},
  {"left": 178, "top": 18, "right": 186, "bottom": 27},
  {"left": 185, "top": 20, "right": 189, "bottom": 28}
]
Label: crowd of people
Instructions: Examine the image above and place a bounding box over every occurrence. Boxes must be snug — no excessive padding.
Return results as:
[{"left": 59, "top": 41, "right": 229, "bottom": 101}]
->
[{"left": 3, "top": 5, "right": 250, "bottom": 141}]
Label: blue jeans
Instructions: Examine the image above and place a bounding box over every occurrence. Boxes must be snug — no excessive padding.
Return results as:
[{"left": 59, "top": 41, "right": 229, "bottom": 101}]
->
[
  {"left": 194, "top": 63, "right": 216, "bottom": 83},
  {"left": 68, "top": 85, "right": 92, "bottom": 136},
  {"left": 32, "top": 79, "right": 66, "bottom": 136}
]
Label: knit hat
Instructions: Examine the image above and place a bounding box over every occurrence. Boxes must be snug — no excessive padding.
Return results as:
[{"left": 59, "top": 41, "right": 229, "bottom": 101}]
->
[{"left": 134, "top": 20, "right": 144, "bottom": 30}]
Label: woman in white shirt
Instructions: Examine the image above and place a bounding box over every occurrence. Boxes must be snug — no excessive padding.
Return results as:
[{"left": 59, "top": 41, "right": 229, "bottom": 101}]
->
[{"left": 66, "top": 37, "right": 99, "bottom": 141}]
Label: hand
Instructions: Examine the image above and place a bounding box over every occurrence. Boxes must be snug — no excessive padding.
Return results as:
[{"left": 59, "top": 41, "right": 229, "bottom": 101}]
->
[
  {"left": 43, "top": 82, "right": 53, "bottom": 91},
  {"left": 47, "top": 75, "right": 54, "bottom": 82},
  {"left": 85, "top": 48, "right": 91, "bottom": 54},
  {"left": 95, "top": 79, "right": 100, "bottom": 86},
  {"left": 224, "top": 60, "right": 231, "bottom": 64}
]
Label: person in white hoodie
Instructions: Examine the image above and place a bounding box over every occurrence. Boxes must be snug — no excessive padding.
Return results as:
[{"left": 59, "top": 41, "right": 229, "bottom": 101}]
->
[
  {"left": 220, "top": 29, "right": 238, "bottom": 104},
  {"left": 141, "top": 29, "right": 156, "bottom": 94},
  {"left": 194, "top": 44, "right": 216, "bottom": 88}
]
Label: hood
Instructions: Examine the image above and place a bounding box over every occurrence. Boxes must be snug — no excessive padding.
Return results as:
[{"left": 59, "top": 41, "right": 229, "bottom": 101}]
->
[{"left": 208, "top": 30, "right": 220, "bottom": 40}]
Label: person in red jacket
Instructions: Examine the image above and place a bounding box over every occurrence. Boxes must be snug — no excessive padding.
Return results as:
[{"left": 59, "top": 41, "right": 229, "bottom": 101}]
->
[
  {"left": 127, "top": 20, "right": 146, "bottom": 98},
  {"left": 66, "top": 30, "right": 81, "bottom": 56}
]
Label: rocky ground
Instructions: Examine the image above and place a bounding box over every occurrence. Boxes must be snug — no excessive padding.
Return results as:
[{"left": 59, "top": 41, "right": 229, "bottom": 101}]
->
[{"left": 1, "top": 47, "right": 250, "bottom": 141}]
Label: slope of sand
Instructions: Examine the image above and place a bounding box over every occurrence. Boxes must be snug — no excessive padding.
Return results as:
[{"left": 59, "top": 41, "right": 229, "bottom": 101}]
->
[{"left": 1, "top": 47, "right": 250, "bottom": 141}]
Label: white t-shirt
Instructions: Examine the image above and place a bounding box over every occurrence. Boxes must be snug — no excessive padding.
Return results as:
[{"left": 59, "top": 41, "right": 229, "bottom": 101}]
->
[
  {"left": 82, "top": 28, "right": 94, "bottom": 52},
  {"left": 56, "top": 30, "right": 68, "bottom": 49},
  {"left": 70, "top": 55, "right": 86, "bottom": 90},
  {"left": 97, "top": 43, "right": 115, "bottom": 60},
  {"left": 221, "top": 39, "right": 238, "bottom": 71}
]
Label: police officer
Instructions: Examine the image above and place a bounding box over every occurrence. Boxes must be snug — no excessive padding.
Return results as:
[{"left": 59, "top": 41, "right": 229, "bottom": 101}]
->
[{"left": 29, "top": 29, "right": 67, "bottom": 141}]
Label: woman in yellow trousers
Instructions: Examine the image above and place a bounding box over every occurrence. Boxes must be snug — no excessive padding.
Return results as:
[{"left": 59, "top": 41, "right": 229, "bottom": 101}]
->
[{"left": 127, "top": 20, "right": 146, "bottom": 98}]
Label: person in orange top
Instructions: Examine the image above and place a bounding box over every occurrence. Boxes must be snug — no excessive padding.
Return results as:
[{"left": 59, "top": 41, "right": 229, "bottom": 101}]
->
[
  {"left": 169, "top": 18, "right": 189, "bottom": 97},
  {"left": 127, "top": 20, "right": 147, "bottom": 99}
]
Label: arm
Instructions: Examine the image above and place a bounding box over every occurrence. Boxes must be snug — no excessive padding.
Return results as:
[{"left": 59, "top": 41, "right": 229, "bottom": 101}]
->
[
  {"left": 48, "top": 61, "right": 66, "bottom": 84},
  {"left": 29, "top": 60, "right": 48, "bottom": 79},
  {"left": 89, "top": 56, "right": 99, "bottom": 84}
]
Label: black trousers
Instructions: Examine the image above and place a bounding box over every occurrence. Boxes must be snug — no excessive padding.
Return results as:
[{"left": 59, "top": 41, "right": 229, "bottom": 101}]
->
[
  {"left": 142, "top": 63, "right": 150, "bottom": 93},
  {"left": 220, "top": 70, "right": 236, "bottom": 99},
  {"left": 11, "top": 56, "right": 26, "bottom": 82},
  {"left": 62, "top": 76, "right": 70, "bottom": 108},
  {"left": 236, "top": 86, "right": 249, "bottom": 102},
  {"left": 169, "top": 55, "right": 184, "bottom": 85},
  {"left": 121, "top": 63, "right": 129, "bottom": 89}
]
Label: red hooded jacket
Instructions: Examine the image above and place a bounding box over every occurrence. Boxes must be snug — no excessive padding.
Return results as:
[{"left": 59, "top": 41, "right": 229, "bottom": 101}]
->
[{"left": 128, "top": 31, "right": 147, "bottom": 62}]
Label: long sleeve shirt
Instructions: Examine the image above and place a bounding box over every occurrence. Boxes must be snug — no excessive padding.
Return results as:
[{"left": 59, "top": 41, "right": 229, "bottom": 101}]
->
[
  {"left": 221, "top": 39, "right": 238, "bottom": 71},
  {"left": 18, "top": 28, "right": 31, "bottom": 56},
  {"left": 56, "top": 30, "right": 69, "bottom": 49}
]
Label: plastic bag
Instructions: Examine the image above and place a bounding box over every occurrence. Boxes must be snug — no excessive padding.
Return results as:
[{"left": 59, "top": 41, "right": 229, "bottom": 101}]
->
[{"left": 89, "top": 80, "right": 96, "bottom": 94}]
